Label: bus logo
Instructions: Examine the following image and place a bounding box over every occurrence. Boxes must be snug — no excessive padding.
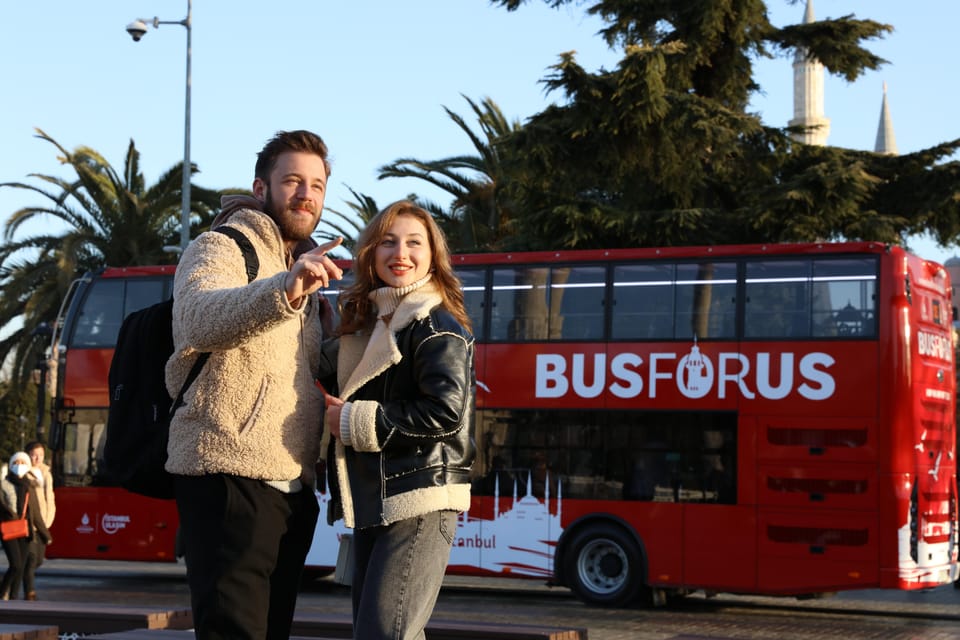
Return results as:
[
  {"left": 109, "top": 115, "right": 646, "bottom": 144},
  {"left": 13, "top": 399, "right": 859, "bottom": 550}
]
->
[
  {"left": 536, "top": 341, "right": 837, "bottom": 401},
  {"left": 918, "top": 330, "right": 952, "bottom": 363},
  {"left": 101, "top": 514, "right": 131, "bottom": 535}
]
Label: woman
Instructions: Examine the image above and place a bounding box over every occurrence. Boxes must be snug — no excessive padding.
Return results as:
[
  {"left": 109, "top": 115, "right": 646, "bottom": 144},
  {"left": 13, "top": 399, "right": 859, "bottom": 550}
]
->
[
  {"left": 0, "top": 451, "right": 51, "bottom": 600},
  {"left": 23, "top": 441, "right": 55, "bottom": 601},
  {"left": 318, "top": 200, "right": 476, "bottom": 640}
]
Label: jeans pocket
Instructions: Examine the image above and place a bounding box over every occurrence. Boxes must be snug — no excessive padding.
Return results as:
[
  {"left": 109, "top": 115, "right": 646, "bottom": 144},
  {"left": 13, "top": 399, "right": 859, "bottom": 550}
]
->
[{"left": 438, "top": 510, "right": 457, "bottom": 545}]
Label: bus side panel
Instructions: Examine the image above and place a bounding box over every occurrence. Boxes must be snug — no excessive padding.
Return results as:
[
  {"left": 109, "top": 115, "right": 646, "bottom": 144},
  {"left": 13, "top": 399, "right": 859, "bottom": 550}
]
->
[
  {"left": 756, "top": 415, "right": 878, "bottom": 463},
  {"left": 47, "top": 487, "right": 178, "bottom": 562},
  {"left": 737, "top": 416, "right": 759, "bottom": 512},
  {"left": 683, "top": 505, "right": 757, "bottom": 591},
  {"left": 303, "top": 491, "right": 349, "bottom": 571},
  {"left": 615, "top": 503, "right": 684, "bottom": 587},
  {"left": 757, "top": 462, "right": 879, "bottom": 510},
  {"left": 757, "top": 508, "right": 879, "bottom": 592},
  {"left": 61, "top": 348, "right": 113, "bottom": 407},
  {"left": 474, "top": 343, "right": 488, "bottom": 409}
]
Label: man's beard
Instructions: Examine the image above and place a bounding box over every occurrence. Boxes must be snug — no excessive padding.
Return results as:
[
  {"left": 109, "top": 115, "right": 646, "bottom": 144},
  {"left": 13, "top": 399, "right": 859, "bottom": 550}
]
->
[{"left": 262, "top": 186, "right": 320, "bottom": 242}]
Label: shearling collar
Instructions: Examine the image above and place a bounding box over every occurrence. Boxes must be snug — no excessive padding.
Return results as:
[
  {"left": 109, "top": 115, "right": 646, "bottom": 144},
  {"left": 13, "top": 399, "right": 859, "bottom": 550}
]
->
[
  {"left": 338, "top": 282, "right": 442, "bottom": 400},
  {"left": 369, "top": 273, "right": 433, "bottom": 318}
]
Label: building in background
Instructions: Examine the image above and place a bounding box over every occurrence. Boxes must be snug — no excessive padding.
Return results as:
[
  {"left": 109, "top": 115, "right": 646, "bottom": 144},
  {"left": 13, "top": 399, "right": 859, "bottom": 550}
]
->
[
  {"left": 790, "top": 0, "right": 896, "bottom": 155},
  {"left": 788, "top": 0, "right": 831, "bottom": 145}
]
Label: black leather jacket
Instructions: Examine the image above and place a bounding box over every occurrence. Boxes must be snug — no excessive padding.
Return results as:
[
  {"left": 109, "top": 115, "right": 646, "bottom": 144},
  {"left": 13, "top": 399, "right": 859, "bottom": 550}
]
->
[{"left": 318, "top": 306, "right": 476, "bottom": 529}]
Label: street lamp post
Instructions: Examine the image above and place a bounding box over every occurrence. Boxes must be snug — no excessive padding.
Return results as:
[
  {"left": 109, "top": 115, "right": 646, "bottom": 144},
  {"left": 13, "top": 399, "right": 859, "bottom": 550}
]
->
[
  {"left": 31, "top": 322, "right": 53, "bottom": 443},
  {"left": 126, "top": 0, "right": 193, "bottom": 255}
]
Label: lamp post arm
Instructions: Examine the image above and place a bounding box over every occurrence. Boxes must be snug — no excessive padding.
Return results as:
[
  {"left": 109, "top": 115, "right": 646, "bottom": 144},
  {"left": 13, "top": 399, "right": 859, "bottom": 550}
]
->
[
  {"left": 128, "top": 0, "right": 193, "bottom": 256},
  {"left": 180, "top": 0, "right": 192, "bottom": 255}
]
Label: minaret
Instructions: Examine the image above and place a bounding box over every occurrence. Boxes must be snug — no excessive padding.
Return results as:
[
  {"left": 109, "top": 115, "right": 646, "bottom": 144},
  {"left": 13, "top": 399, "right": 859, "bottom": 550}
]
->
[
  {"left": 788, "top": 0, "right": 831, "bottom": 145},
  {"left": 874, "top": 82, "right": 898, "bottom": 155}
]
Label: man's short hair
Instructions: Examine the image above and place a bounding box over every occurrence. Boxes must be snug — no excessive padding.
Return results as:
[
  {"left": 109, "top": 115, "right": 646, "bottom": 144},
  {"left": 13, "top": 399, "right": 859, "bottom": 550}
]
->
[{"left": 255, "top": 130, "right": 331, "bottom": 183}]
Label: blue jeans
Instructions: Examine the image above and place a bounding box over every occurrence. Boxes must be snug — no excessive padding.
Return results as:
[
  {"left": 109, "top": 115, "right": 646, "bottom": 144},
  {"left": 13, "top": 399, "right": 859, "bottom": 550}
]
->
[{"left": 352, "top": 511, "right": 457, "bottom": 640}]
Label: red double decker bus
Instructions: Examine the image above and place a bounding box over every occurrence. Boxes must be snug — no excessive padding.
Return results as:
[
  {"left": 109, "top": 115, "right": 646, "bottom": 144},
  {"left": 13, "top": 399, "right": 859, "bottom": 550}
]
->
[{"left": 45, "top": 241, "right": 958, "bottom": 606}]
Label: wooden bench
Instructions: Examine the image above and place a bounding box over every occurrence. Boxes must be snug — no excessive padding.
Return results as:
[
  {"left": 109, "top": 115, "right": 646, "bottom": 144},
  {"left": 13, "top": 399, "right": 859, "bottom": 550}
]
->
[
  {"left": 80, "top": 612, "right": 586, "bottom": 640},
  {"left": 0, "top": 625, "right": 58, "bottom": 640},
  {"left": 84, "top": 619, "right": 585, "bottom": 640},
  {"left": 85, "top": 632, "right": 329, "bottom": 640},
  {"left": 0, "top": 602, "right": 191, "bottom": 635},
  {"left": 291, "top": 612, "right": 588, "bottom": 640}
]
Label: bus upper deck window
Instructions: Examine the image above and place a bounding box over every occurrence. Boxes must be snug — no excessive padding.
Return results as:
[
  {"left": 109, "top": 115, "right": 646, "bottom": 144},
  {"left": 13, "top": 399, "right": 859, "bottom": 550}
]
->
[
  {"left": 811, "top": 258, "right": 877, "bottom": 338},
  {"left": 744, "top": 260, "right": 811, "bottom": 339},
  {"left": 612, "top": 263, "right": 675, "bottom": 340}
]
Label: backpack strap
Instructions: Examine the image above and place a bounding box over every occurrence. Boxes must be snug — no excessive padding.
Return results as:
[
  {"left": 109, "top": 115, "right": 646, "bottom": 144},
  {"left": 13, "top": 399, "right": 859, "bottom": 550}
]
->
[
  {"left": 212, "top": 226, "right": 259, "bottom": 283},
  {"left": 170, "top": 227, "right": 261, "bottom": 414}
]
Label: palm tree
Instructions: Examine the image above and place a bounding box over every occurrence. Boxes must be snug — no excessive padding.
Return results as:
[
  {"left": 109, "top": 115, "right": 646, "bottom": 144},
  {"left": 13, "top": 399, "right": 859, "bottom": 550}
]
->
[
  {"left": 1, "top": 128, "right": 221, "bottom": 270},
  {"left": 377, "top": 96, "right": 521, "bottom": 252},
  {"left": 314, "top": 186, "right": 380, "bottom": 258},
  {"left": 0, "top": 128, "right": 223, "bottom": 385},
  {"left": 315, "top": 188, "right": 429, "bottom": 259}
]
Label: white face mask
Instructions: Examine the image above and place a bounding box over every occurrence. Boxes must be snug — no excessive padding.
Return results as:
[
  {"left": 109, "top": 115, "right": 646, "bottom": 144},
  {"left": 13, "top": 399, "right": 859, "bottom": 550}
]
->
[{"left": 10, "top": 463, "right": 29, "bottom": 478}]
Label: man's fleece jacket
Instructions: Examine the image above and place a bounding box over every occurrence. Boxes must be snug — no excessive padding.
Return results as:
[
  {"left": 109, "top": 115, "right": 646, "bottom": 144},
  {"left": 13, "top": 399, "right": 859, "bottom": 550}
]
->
[{"left": 164, "top": 199, "right": 326, "bottom": 486}]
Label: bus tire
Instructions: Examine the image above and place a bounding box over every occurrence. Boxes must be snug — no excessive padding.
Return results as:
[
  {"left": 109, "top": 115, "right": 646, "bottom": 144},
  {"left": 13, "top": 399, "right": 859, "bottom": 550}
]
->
[{"left": 563, "top": 523, "right": 643, "bottom": 607}]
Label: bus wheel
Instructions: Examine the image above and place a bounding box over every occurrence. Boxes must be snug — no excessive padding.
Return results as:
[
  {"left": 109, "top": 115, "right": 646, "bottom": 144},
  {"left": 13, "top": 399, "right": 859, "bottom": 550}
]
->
[{"left": 563, "top": 523, "right": 642, "bottom": 607}]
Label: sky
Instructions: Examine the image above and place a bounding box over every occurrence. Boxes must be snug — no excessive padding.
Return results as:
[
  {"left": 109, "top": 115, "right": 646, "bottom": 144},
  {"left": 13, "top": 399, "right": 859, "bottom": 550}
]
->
[{"left": 1, "top": 1, "right": 958, "bottom": 263}]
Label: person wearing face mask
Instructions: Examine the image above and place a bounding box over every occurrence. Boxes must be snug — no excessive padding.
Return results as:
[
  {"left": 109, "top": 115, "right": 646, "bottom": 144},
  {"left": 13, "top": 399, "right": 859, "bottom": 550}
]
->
[{"left": 0, "top": 452, "right": 51, "bottom": 600}]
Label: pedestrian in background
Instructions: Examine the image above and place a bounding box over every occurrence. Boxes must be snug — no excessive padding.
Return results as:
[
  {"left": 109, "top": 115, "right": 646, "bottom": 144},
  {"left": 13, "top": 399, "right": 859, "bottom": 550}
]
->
[
  {"left": 0, "top": 451, "right": 51, "bottom": 600},
  {"left": 23, "top": 441, "right": 55, "bottom": 601}
]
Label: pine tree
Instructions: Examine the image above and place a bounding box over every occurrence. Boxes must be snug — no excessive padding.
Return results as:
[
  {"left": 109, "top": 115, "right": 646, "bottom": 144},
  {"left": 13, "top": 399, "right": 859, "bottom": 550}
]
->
[{"left": 488, "top": 0, "right": 960, "bottom": 249}]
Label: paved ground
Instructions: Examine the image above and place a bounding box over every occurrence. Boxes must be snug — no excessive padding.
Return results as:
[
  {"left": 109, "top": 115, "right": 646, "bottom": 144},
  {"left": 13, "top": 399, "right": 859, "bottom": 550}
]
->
[{"left": 20, "top": 559, "right": 960, "bottom": 639}]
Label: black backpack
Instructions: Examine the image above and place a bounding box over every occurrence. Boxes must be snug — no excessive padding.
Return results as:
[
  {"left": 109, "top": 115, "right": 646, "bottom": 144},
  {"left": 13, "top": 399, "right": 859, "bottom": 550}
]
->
[{"left": 103, "top": 226, "right": 259, "bottom": 499}]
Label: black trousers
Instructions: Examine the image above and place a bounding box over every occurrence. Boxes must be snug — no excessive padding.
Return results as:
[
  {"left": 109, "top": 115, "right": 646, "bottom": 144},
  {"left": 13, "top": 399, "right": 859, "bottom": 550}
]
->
[
  {"left": 22, "top": 540, "right": 44, "bottom": 596},
  {"left": 0, "top": 536, "right": 28, "bottom": 599},
  {"left": 174, "top": 474, "right": 319, "bottom": 640}
]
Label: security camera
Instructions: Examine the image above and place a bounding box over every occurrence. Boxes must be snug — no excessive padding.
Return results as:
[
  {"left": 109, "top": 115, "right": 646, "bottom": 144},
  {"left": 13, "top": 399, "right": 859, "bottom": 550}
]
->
[{"left": 126, "top": 20, "right": 148, "bottom": 42}]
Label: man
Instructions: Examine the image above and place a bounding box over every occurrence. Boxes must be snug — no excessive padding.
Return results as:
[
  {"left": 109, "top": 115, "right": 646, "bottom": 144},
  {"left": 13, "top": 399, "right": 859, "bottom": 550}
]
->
[{"left": 165, "top": 130, "right": 342, "bottom": 639}]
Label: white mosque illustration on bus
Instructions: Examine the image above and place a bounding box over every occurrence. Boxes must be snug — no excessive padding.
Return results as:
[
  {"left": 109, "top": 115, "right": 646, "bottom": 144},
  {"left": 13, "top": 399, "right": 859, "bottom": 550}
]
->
[{"left": 307, "top": 472, "right": 564, "bottom": 577}]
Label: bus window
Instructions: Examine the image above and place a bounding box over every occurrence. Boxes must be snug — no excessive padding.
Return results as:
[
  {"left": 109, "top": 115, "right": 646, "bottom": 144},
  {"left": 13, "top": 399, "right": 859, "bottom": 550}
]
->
[
  {"left": 611, "top": 263, "right": 674, "bottom": 339},
  {"left": 744, "top": 259, "right": 811, "bottom": 338},
  {"left": 615, "top": 411, "right": 736, "bottom": 504},
  {"left": 489, "top": 266, "right": 606, "bottom": 342},
  {"left": 490, "top": 267, "right": 549, "bottom": 341},
  {"left": 550, "top": 265, "right": 605, "bottom": 340},
  {"left": 675, "top": 262, "right": 737, "bottom": 340},
  {"left": 319, "top": 269, "right": 354, "bottom": 328},
  {"left": 457, "top": 267, "right": 487, "bottom": 339},
  {"left": 71, "top": 280, "right": 125, "bottom": 347},
  {"left": 124, "top": 278, "right": 170, "bottom": 318},
  {"left": 473, "top": 409, "right": 737, "bottom": 504},
  {"left": 59, "top": 414, "right": 105, "bottom": 484},
  {"left": 811, "top": 258, "right": 877, "bottom": 337},
  {"left": 70, "top": 278, "right": 171, "bottom": 348}
]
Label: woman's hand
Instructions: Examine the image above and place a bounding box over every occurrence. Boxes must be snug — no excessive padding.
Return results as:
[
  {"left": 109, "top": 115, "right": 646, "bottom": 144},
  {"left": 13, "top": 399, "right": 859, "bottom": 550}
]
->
[{"left": 318, "top": 382, "right": 344, "bottom": 440}]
